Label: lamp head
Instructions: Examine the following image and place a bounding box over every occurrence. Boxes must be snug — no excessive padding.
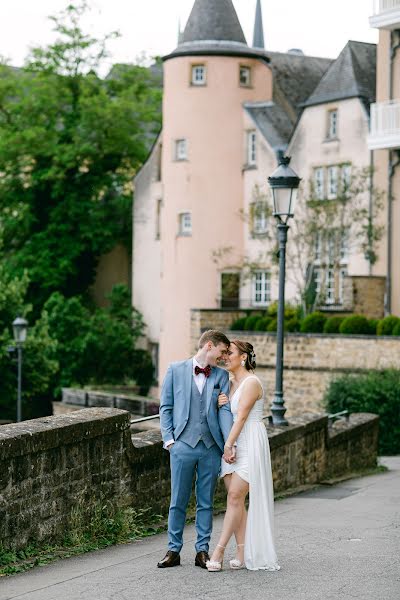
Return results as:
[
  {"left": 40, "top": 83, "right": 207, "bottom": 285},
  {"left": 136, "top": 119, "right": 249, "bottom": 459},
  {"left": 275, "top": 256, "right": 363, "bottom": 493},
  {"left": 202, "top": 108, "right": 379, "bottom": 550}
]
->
[
  {"left": 268, "top": 155, "right": 301, "bottom": 224},
  {"left": 12, "top": 317, "right": 28, "bottom": 344}
]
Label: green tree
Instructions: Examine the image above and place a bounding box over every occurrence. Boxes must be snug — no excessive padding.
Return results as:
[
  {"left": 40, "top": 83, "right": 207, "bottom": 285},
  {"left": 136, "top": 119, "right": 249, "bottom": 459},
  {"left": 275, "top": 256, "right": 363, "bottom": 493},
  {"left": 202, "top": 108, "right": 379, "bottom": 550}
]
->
[{"left": 0, "top": 2, "right": 162, "bottom": 312}]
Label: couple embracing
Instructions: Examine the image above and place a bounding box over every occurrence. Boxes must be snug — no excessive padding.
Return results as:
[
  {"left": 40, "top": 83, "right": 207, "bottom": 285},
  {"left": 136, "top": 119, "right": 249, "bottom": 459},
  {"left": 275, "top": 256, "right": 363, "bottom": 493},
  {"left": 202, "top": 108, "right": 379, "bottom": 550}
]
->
[{"left": 158, "top": 330, "right": 280, "bottom": 573}]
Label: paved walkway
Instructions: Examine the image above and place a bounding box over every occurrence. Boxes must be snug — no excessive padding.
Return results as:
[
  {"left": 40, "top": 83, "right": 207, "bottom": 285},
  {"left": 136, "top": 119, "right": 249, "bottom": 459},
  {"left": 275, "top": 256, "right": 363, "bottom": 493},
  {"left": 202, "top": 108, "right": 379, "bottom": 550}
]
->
[{"left": 1, "top": 458, "right": 399, "bottom": 600}]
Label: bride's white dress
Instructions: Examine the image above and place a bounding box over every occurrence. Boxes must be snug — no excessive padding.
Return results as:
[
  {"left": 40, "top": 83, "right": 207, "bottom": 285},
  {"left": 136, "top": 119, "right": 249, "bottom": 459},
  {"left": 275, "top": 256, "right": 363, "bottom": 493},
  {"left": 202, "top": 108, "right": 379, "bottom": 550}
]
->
[{"left": 220, "top": 375, "right": 280, "bottom": 571}]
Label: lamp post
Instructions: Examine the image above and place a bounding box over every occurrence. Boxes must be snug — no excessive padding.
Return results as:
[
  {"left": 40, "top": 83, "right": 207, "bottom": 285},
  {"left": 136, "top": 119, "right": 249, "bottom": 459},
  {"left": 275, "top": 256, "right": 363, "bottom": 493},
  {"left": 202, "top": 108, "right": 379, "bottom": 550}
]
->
[
  {"left": 268, "top": 155, "right": 301, "bottom": 426},
  {"left": 12, "top": 317, "right": 28, "bottom": 423}
]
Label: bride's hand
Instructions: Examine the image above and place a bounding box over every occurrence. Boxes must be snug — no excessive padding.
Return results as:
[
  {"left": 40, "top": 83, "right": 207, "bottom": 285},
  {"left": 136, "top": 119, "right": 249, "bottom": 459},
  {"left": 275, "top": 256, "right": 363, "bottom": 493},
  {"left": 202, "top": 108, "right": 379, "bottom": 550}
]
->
[{"left": 218, "top": 393, "right": 229, "bottom": 408}]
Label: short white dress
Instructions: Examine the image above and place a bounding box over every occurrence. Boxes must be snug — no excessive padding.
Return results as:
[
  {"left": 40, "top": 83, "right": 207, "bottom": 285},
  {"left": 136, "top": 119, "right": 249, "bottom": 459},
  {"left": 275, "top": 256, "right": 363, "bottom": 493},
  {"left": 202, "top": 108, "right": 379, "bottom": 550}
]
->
[{"left": 220, "top": 375, "right": 280, "bottom": 572}]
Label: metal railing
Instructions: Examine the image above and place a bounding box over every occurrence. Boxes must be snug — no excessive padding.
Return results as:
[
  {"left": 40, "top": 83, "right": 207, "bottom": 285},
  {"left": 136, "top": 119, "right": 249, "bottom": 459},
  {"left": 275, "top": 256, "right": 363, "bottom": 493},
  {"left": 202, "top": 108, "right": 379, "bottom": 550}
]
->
[
  {"left": 370, "top": 101, "right": 400, "bottom": 137},
  {"left": 328, "top": 410, "right": 350, "bottom": 428},
  {"left": 131, "top": 414, "right": 160, "bottom": 425},
  {"left": 373, "top": 0, "right": 400, "bottom": 14}
]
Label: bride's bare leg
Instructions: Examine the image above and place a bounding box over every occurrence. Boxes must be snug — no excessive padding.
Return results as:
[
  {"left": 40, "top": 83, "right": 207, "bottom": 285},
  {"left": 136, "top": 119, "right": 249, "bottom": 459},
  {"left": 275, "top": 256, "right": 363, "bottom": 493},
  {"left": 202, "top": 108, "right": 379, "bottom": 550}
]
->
[
  {"left": 210, "top": 474, "right": 249, "bottom": 564},
  {"left": 223, "top": 474, "right": 247, "bottom": 563}
]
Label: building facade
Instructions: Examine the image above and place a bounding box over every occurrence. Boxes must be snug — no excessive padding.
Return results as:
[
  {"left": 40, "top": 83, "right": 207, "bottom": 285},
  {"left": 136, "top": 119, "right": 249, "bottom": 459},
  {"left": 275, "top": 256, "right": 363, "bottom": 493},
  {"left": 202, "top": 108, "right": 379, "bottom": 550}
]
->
[
  {"left": 368, "top": 0, "right": 400, "bottom": 316},
  {"left": 133, "top": 0, "right": 382, "bottom": 380}
]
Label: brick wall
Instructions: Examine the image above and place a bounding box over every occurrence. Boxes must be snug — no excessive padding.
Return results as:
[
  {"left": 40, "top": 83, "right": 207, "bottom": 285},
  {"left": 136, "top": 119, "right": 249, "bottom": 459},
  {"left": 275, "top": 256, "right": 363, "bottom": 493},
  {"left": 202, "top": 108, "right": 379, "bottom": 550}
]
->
[{"left": 0, "top": 408, "right": 379, "bottom": 550}]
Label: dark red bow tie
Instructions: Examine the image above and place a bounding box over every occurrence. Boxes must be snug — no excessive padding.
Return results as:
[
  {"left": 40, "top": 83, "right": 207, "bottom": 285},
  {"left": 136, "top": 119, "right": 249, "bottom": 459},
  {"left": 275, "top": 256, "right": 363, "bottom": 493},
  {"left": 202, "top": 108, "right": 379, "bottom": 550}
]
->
[{"left": 195, "top": 365, "right": 212, "bottom": 378}]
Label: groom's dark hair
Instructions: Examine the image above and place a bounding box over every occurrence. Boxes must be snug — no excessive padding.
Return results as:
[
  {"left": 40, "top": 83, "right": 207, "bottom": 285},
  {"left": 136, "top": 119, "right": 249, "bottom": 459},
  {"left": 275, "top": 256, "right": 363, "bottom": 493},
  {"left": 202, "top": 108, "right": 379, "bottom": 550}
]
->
[{"left": 198, "top": 330, "right": 230, "bottom": 349}]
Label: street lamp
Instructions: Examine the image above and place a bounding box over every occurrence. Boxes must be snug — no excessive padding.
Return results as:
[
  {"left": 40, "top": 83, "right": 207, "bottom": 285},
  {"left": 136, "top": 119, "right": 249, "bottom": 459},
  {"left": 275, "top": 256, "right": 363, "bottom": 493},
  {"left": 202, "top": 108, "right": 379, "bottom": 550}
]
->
[
  {"left": 268, "top": 155, "right": 301, "bottom": 426},
  {"left": 12, "top": 317, "right": 28, "bottom": 422}
]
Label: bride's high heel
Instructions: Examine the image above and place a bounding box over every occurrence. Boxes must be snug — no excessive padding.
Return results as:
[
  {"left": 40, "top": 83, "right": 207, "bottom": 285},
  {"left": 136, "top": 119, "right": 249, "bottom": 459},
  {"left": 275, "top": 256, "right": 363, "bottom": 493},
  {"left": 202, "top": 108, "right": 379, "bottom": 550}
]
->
[
  {"left": 206, "top": 544, "right": 225, "bottom": 572},
  {"left": 230, "top": 544, "right": 245, "bottom": 570}
]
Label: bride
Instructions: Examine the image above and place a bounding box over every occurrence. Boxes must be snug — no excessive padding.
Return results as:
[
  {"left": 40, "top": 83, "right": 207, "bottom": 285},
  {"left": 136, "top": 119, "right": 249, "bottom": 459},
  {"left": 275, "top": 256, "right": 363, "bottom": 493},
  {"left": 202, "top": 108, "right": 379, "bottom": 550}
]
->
[{"left": 206, "top": 340, "right": 280, "bottom": 572}]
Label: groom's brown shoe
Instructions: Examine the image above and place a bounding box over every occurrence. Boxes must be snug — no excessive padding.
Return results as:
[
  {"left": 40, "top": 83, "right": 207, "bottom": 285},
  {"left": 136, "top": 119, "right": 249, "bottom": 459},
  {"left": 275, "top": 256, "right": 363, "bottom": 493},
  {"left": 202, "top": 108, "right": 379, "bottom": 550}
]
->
[
  {"left": 195, "top": 551, "right": 210, "bottom": 569},
  {"left": 157, "top": 550, "right": 181, "bottom": 568}
]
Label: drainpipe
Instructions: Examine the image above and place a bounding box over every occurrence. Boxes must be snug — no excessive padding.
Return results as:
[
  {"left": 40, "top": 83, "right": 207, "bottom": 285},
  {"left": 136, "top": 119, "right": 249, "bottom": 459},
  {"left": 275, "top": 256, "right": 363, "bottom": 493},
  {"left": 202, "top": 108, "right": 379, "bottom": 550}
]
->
[
  {"left": 385, "top": 30, "right": 400, "bottom": 315},
  {"left": 369, "top": 150, "right": 374, "bottom": 277}
]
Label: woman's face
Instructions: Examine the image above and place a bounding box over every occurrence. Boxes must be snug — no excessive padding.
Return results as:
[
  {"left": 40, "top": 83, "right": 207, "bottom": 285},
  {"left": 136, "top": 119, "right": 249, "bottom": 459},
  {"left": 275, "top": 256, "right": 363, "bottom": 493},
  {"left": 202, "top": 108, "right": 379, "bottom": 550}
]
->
[{"left": 225, "top": 343, "right": 246, "bottom": 371}]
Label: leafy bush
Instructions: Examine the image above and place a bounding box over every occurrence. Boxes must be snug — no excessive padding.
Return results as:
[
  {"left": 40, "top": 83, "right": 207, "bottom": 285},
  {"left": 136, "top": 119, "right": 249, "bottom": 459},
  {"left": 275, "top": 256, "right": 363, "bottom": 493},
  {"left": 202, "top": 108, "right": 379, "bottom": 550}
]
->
[
  {"left": 377, "top": 316, "right": 400, "bottom": 336},
  {"left": 339, "top": 315, "right": 371, "bottom": 335},
  {"left": 368, "top": 319, "right": 379, "bottom": 335},
  {"left": 266, "top": 318, "right": 278, "bottom": 332},
  {"left": 300, "top": 312, "right": 327, "bottom": 333},
  {"left": 254, "top": 317, "right": 271, "bottom": 332},
  {"left": 285, "top": 317, "right": 301, "bottom": 332},
  {"left": 44, "top": 285, "right": 153, "bottom": 396},
  {"left": 324, "top": 370, "right": 400, "bottom": 455},
  {"left": 323, "top": 316, "right": 345, "bottom": 334},
  {"left": 393, "top": 321, "right": 400, "bottom": 336},
  {"left": 244, "top": 315, "right": 262, "bottom": 331},
  {"left": 230, "top": 317, "right": 247, "bottom": 331}
]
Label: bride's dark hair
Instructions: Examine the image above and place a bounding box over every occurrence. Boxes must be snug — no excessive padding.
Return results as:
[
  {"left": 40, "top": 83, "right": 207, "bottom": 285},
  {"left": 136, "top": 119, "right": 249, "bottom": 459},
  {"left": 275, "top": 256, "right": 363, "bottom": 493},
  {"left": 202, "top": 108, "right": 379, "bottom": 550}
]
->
[{"left": 231, "top": 340, "right": 256, "bottom": 371}]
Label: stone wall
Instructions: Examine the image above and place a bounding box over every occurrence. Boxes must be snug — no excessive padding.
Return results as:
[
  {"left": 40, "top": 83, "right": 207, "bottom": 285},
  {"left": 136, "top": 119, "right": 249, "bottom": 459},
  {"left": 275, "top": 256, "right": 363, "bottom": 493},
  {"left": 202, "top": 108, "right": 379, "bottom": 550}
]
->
[
  {"left": 345, "top": 276, "right": 386, "bottom": 319},
  {"left": 191, "top": 309, "right": 400, "bottom": 416},
  {"left": 0, "top": 409, "right": 379, "bottom": 551}
]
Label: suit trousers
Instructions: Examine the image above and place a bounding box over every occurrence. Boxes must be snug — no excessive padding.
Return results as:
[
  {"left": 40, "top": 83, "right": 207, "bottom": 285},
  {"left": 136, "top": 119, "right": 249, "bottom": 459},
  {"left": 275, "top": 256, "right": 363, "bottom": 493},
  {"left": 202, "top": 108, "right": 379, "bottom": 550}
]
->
[{"left": 168, "top": 440, "right": 222, "bottom": 553}]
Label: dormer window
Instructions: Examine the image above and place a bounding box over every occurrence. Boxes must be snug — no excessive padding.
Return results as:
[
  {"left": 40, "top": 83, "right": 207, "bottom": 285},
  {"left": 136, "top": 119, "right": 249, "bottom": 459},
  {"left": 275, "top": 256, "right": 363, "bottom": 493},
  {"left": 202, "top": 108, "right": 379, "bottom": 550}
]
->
[
  {"left": 239, "top": 66, "right": 251, "bottom": 87},
  {"left": 191, "top": 65, "right": 206, "bottom": 86},
  {"left": 327, "top": 109, "right": 338, "bottom": 139}
]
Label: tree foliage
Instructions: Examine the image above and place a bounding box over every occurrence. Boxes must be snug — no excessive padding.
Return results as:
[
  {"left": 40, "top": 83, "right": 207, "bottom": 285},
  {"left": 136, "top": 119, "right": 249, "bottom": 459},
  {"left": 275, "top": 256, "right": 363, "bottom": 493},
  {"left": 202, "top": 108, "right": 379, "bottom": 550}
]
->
[{"left": 0, "top": 2, "right": 162, "bottom": 311}]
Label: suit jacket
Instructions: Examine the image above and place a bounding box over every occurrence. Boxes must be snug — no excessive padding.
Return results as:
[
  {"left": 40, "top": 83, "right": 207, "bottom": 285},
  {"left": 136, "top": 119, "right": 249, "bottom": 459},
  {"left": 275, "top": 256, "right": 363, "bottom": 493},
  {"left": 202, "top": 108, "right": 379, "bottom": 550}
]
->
[{"left": 160, "top": 359, "right": 233, "bottom": 453}]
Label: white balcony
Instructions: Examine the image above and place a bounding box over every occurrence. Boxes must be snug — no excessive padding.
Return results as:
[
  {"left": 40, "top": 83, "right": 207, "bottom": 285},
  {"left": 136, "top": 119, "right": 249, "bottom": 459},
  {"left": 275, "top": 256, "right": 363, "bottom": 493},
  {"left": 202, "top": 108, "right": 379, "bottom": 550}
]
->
[
  {"left": 368, "top": 101, "right": 400, "bottom": 150},
  {"left": 369, "top": 0, "right": 400, "bottom": 29}
]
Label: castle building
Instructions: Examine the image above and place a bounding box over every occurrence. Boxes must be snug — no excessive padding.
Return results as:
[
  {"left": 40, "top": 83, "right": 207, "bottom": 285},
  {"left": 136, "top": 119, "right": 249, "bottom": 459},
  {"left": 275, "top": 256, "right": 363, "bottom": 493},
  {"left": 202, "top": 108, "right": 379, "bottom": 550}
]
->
[{"left": 133, "top": 0, "right": 380, "bottom": 380}]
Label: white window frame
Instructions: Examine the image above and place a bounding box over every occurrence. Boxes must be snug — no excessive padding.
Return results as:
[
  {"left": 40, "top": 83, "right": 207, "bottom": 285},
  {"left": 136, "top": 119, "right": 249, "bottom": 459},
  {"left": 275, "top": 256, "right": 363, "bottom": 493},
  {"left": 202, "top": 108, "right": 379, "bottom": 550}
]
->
[
  {"left": 239, "top": 66, "right": 251, "bottom": 87},
  {"left": 253, "top": 202, "right": 268, "bottom": 234},
  {"left": 314, "top": 268, "right": 322, "bottom": 294},
  {"left": 247, "top": 130, "right": 257, "bottom": 166},
  {"left": 252, "top": 270, "right": 271, "bottom": 306},
  {"left": 175, "top": 139, "right": 187, "bottom": 161},
  {"left": 325, "top": 268, "right": 335, "bottom": 304},
  {"left": 341, "top": 164, "right": 352, "bottom": 194},
  {"left": 178, "top": 212, "right": 192, "bottom": 236},
  {"left": 314, "top": 232, "right": 322, "bottom": 264},
  {"left": 340, "top": 228, "right": 350, "bottom": 264},
  {"left": 327, "top": 166, "right": 338, "bottom": 199},
  {"left": 314, "top": 167, "right": 325, "bottom": 200},
  {"left": 328, "top": 109, "right": 338, "bottom": 139},
  {"left": 191, "top": 64, "right": 206, "bottom": 86}
]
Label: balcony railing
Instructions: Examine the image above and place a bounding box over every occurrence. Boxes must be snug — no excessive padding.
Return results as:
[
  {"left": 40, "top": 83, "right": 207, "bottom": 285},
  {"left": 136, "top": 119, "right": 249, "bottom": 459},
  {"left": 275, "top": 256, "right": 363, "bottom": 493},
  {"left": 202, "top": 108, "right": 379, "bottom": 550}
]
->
[
  {"left": 368, "top": 100, "right": 400, "bottom": 150},
  {"left": 370, "top": 0, "right": 400, "bottom": 28}
]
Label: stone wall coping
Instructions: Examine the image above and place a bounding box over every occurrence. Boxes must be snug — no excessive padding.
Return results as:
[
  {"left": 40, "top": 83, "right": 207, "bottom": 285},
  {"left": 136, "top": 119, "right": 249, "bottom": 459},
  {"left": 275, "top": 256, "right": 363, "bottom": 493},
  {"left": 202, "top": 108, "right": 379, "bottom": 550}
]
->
[
  {"left": 327, "top": 413, "right": 379, "bottom": 446},
  {"left": 0, "top": 408, "right": 130, "bottom": 461},
  {"left": 265, "top": 413, "right": 328, "bottom": 449}
]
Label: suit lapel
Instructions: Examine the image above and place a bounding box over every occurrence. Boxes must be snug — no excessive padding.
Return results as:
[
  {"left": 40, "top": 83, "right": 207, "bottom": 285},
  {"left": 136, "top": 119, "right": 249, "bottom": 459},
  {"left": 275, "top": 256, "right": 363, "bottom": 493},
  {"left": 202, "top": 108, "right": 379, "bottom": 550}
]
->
[
  {"left": 206, "top": 368, "right": 217, "bottom": 412},
  {"left": 184, "top": 359, "right": 193, "bottom": 418}
]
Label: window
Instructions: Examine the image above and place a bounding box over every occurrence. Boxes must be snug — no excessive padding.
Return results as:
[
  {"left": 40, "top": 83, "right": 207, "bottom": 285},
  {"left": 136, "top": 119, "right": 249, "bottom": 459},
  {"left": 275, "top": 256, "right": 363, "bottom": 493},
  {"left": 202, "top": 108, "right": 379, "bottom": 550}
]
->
[
  {"left": 156, "top": 199, "right": 162, "bottom": 240},
  {"left": 253, "top": 271, "right": 271, "bottom": 306},
  {"left": 327, "top": 231, "right": 335, "bottom": 263},
  {"left": 340, "top": 229, "right": 349, "bottom": 263},
  {"left": 327, "top": 109, "right": 338, "bottom": 139},
  {"left": 314, "top": 268, "right": 322, "bottom": 294},
  {"left": 314, "top": 167, "right": 325, "bottom": 200},
  {"left": 253, "top": 202, "right": 268, "bottom": 234},
  {"left": 175, "top": 139, "right": 187, "bottom": 161},
  {"left": 247, "top": 131, "right": 257, "bottom": 166},
  {"left": 191, "top": 65, "right": 206, "bottom": 86},
  {"left": 327, "top": 166, "right": 338, "bottom": 199},
  {"left": 325, "top": 268, "right": 335, "bottom": 304},
  {"left": 314, "top": 232, "right": 322, "bottom": 263},
  {"left": 178, "top": 212, "right": 192, "bottom": 236},
  {"left": 239, "top": 66, "right": 251, "bottom": 87},
  {"left": 341, "top": 164, "right": 352, "bottom": 194}
]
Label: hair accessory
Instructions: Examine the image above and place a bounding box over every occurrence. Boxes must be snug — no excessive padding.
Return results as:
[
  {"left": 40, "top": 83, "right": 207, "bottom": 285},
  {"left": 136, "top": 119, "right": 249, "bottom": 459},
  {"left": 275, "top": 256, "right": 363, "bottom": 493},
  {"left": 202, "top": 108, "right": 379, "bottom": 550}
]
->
[{"left": 250, "top": 350, "right": 256, "bottom": 362}]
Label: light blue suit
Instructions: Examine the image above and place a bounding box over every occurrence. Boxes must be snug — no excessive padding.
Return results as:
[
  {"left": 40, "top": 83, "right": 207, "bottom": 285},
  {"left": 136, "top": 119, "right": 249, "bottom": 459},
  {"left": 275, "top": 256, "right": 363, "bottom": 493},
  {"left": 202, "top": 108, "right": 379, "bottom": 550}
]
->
[{"left": 160, "top": 359, "right": 233, "bottom": 553}]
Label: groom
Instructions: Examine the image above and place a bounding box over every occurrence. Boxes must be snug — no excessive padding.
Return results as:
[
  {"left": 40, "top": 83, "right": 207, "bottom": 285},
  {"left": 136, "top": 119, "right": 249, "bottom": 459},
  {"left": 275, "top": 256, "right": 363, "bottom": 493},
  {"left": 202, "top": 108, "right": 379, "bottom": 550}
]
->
[{"left": 157, "top": 330, "right": 233, "bottom": 569}]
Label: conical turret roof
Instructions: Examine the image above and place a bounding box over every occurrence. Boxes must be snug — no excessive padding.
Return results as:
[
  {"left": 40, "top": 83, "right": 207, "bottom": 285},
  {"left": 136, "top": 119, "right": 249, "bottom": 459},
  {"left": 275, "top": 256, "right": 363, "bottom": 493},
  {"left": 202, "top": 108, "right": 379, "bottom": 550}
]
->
[
  {"left": 253, "top": 0, "right": 265, "bottom": 49},
  {"left": 182, "top": 0, "right": 246, "bottom": 45}
]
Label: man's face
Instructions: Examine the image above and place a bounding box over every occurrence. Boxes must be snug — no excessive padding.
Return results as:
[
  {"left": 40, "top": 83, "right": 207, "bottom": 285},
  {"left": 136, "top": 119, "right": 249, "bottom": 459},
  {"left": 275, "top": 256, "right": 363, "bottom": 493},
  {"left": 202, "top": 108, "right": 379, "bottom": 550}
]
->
[{"left": 206, "top": 342, "right": 229, "bottom": 367}]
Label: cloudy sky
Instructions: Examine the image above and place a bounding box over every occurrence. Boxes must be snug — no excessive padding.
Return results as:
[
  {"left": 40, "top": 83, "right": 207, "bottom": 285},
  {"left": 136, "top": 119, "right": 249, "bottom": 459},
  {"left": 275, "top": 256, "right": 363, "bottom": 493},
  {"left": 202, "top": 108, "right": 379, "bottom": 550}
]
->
[{"left": 0, "top": 0, "right": 378, "bottom": 70}]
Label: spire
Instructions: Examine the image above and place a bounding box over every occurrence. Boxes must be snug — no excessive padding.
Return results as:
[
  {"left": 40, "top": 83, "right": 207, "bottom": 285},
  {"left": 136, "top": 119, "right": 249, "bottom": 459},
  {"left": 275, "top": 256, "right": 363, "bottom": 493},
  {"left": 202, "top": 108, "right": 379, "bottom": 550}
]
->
[
  {"left": 182, "top": 0, "right": 247, "bottom": 45},
  {"left": 177, "top": 18, "right": 183, "bottom": 45},
  {"left": 253, "top": 0, "right": 265, "bottom": 49}
]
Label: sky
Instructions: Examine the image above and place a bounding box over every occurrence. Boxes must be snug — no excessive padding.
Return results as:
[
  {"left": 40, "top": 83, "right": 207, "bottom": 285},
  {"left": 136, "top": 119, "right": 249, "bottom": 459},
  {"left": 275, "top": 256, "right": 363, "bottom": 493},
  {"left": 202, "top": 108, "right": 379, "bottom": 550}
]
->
[{"left": 0, "top": 0, "right": 378, "bottom": 71}]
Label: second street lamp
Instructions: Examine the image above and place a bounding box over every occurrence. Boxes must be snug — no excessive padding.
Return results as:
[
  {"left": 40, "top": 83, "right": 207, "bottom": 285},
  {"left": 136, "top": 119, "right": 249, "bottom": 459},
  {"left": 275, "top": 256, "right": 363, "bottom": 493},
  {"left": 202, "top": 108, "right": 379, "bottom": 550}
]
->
[
  {"left": 12, "top": 317, "right": 28, "bottom": 423},
  {"left": 268, "top": 156, "right": 301, "bottom": 426}
]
